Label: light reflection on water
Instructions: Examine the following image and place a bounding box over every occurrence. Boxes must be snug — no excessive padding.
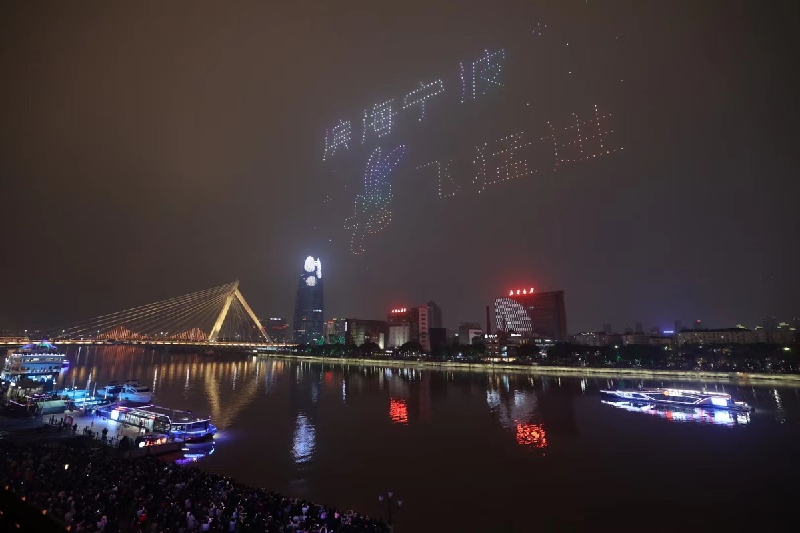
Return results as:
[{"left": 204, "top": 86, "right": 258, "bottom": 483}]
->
[
  {"left": 601, "top": 400, "right": 751, "bottom": 426},
  {"left": 58, "top": 347, "right": 800, "bottom": 532},
  {"left": 389, "top": 398, "right": 408, "bottom": 424},
  {"left": 292, "top": 413, "right": 316, "bottom": 464}
]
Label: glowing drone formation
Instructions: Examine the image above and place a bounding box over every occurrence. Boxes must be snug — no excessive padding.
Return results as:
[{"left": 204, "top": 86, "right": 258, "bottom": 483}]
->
[{"left": 344, "top": 145, "right": 407, "bottom": 255}]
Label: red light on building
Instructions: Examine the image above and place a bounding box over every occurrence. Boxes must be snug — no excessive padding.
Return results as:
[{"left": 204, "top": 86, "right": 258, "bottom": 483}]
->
[
  {"left": 389, "top": 398, "right": 408, "bottom": 424},
  {"left": 508, "top": 288, "right": 535, "bottom": 296},
  {"left": 515, "top": 422, "right": 547, "bottom": 448},
  {"left": 390, "top": 308, "right": 408, "bottom": 314}
]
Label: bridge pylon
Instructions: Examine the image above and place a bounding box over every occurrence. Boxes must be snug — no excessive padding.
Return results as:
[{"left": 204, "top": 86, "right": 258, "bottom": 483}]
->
[{"left": 42, "top": 281, "right": 273, "bottom": 345}]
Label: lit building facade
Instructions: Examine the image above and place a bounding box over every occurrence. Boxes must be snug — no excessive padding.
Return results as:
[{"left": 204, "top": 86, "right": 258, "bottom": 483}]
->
[
  {"left": 572, "top": 332, "right": 611, "bottom": 346},
  {"left": 387, "top": 306, "right": 431, "bottom": 352},
  {"left": 263, "top": 317, "right": 289, "bottom": 343},
  {"left": 345, "top": 319, "right": 388, "bottom": 348},
  {"left": 292, "top": 256, "right": 324, "bottom": 344},
  {"left": 677, "top": 328, "right": 796, "bottom": 346},
  {"left": 324, "top": 318, "right": 347, "bottom": 344},
  {"left": 494, "top": 288, "right": 568, "bottom": 342}
]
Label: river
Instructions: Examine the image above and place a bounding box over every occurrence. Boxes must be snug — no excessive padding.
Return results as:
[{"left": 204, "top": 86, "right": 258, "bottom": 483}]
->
[{"left": 59, "top": 346, "right": 800, "bottom": 531}]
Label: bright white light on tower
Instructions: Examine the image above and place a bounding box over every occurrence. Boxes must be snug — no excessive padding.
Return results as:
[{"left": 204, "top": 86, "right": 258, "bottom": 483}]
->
[
  {"left": 304, "top": 256, "right": 315, "bottom": 272},
  {"left": 305, "top": 275, "right": 316, "bottom": 287}
]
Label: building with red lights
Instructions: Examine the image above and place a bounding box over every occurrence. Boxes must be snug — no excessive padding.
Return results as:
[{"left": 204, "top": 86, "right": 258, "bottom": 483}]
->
[
  {"left": 494, "top": 288, "right": 568, "bottom": 342},
  {"left": 387, "top": 306, "right": 431, "bottom": 352}
]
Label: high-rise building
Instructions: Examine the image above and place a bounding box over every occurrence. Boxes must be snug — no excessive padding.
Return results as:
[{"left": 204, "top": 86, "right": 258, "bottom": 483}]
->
[
  {"left": 324, "top": 318, "right": 347, "bottom": 344},
  {"left": 635, "top": 322, "right": 643, "bottom": 334},
  {"left": 427, "top": 301, "right": 443, "bottom": 329},
  {"left": 603, "top": 323, "right": 613, "bottom": 334},
  {"left": 493, "top": 288, "right": 568, "bottom": 342},
  {"left": 387, "top": 306, "right": 431, "bottom": 352},
  {"left": 263, "top": 317, "right": 289, "bottom": 343},
  {"left": 292, "top": 256, "right": 324, "bottom": 344},
  {"left": 674, "top": 320, "right": 683, "bottom": 333}
]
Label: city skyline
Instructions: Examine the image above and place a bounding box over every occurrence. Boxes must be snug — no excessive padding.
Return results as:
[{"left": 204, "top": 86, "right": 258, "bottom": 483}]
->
[{"left": 1, "top": 1, "right": 798, "bottom": 333}]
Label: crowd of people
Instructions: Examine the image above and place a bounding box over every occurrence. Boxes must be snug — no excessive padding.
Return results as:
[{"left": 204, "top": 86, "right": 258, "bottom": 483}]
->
[{"left": 0, "top": 439, "right": 390, "bottom": 533}]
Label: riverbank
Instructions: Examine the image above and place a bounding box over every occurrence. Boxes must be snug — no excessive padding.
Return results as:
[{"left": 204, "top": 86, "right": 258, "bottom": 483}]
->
[{"left": 263, "top": 353, "right": 800, "bottom": 385}]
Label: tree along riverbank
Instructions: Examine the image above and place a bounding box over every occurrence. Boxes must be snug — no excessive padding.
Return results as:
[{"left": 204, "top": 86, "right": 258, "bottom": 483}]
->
[{"left": 261, "top": 353, "right": 800, "bottom": 385}]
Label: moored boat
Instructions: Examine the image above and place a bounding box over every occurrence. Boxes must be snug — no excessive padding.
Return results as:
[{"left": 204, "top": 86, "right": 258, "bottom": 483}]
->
[
  {"left": 97, "top": 404, "right": 217, "bottom": 442},
  {"left": 600, "top": 388, "right": 754, "bottom": 412},
  {"left": 117, "top": 382, "right": 153, "bottom": 404},
  {"left": 1, "top": 340, "right": 66, "bottom": 387}
]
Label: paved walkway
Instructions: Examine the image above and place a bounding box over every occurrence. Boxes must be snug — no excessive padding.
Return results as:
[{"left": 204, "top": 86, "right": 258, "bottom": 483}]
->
[{"left": 45, "top": 409, "right": 152, "bottom": 445}]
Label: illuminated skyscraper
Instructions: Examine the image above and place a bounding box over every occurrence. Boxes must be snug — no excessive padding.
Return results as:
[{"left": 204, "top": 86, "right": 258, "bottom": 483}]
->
[
  {"left": 292, "top": 256, "right": 324, "bottom": 344},
  {"left": 494, "top": 288, "right": 567, "bottom": 342}
]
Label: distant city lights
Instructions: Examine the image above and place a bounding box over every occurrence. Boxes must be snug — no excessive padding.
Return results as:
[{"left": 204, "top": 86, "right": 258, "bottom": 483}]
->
[{"left": 390, "top": 308, "right": 408, "bottom": 313}]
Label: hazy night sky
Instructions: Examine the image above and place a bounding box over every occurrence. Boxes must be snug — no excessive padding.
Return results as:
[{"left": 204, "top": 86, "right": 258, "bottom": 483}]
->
[{"left": 1, "top": 1, "right": 798, "bottom": 333}]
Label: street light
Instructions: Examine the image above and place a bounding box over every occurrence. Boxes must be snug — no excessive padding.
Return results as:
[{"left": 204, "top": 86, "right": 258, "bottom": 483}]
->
[{"left": 378, "top": 491, "right": 402, "bottom": 529}]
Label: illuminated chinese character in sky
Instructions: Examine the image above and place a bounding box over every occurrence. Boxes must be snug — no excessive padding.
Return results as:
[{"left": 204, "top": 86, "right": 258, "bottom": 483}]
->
[
  {"left": 362, "top": 100, "right": 394, "bottom": 143},
  {"left": 460, "top": 49, "right": 506, "bottom": 102},
  {"left": 323, "top": 119, "right": 352, "bottom": 161},
  {"left": 542, "top": 105, "right": 621, "bottom": 171},
  {"left": 418, "top": 160, "right": 460, "bottom": 199},
  {"left": 473, "top": 132, "right": 533, "bottom": 193},
  {"left": 402, "top": 80, "right": 444, "bottom": 121}
]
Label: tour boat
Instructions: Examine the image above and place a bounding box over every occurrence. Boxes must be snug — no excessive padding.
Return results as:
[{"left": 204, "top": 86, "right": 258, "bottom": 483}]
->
[
  {"left": 117, "top": 382, "right": 153, "bottom": 404},
  {"left": 1, "top": 340, "right": 66, "bottom": 385},
  {"left": 600, "top": 388, "right": 754, "bottom": 412},
  {"left": 100, "top": 404, "right": 217, "bottom": 442}
]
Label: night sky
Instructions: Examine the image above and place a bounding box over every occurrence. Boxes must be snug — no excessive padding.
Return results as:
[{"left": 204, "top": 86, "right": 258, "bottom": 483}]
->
[{"left": 1, "top": 1, "right": 798, "bottom": 333}]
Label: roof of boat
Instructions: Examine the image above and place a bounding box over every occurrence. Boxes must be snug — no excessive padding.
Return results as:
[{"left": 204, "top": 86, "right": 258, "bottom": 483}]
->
[{"left": 17, "top": 340, "right": 61, "bottom": 352}]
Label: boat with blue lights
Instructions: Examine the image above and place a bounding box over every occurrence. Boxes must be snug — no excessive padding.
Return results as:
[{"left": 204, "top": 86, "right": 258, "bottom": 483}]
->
[
  {"left": 600, "top": 388, "right": 754, "bottom": 412},
  {"left": 96, "top": 404, "right": 217, "bottom": 442},
  {"left": 1, "top": 340, "right": 66, "bottom": 388}
]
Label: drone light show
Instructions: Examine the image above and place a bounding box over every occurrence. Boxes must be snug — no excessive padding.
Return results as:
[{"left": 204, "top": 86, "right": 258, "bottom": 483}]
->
[{"left": 319, "top": 19, "right": 626, "bottom": 255}]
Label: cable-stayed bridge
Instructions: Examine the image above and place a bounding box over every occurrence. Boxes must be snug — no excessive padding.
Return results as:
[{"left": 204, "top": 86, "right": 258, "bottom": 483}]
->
[{"left": 1, "top": 282, "right": 292, "bottom": 350}]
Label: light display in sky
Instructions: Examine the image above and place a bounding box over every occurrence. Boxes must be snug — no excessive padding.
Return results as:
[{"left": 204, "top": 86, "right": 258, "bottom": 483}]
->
[
  {"left": 473, "top": 132, "right": 533, "bottom": 194},
  {"left": 362, "top": 99, "right": 395, "bottom": 143},
  {"left": 323, "top": 119, "right": 352, "bottom": 161},
  {"left": 344, "top": 145, "right": 407, "bottom": 255},
  {"left": 402, "top": 80, "right": 445, "bottom": 121},
  {"left": 542, "top": 105, "right": 621, "bottom": 172},
  {"left": 320, "top": 22, "right": 625, "bottom": 255},
  {"left": 417, "top": 160, "right": 459, "bottom": 199},
  {"left": 461, "top": 49, "right": 505, "bottom": 102}
]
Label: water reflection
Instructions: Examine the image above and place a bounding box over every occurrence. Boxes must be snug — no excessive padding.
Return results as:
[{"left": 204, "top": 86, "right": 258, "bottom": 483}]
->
[
  {"left": 173, "top": 444, "right": 216, "bottom": 466},
  {"left": 389, "top": 398, "right": 408, "bottom": 425},
  {"left": 486, "top": 377, "right": 548, "bottom": 450},
  {"left": 515, "top": 422, "right": 547, "bottom": 448},
  {"left": 292, "top": 413, "right": 316, "bottom": 464},
  {"left": 601, "top": 400, "right": 751, "bottom": 426}
]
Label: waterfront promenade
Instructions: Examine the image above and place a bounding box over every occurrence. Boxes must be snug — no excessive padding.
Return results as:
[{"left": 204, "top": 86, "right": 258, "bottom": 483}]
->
[{"left": 264, "top": 353, "right": 800, "bottom": 384}]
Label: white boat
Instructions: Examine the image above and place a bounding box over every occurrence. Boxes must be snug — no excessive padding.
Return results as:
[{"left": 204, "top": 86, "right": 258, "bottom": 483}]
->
[
  {"left": 1, "top": 340, "right": 66, "bottom": 385},
  {"left": 600, "top": 388, "right": 754, "bottom": 412},
  {"left": 117, "top": 382, "right": 153, "bottom": 404}
]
